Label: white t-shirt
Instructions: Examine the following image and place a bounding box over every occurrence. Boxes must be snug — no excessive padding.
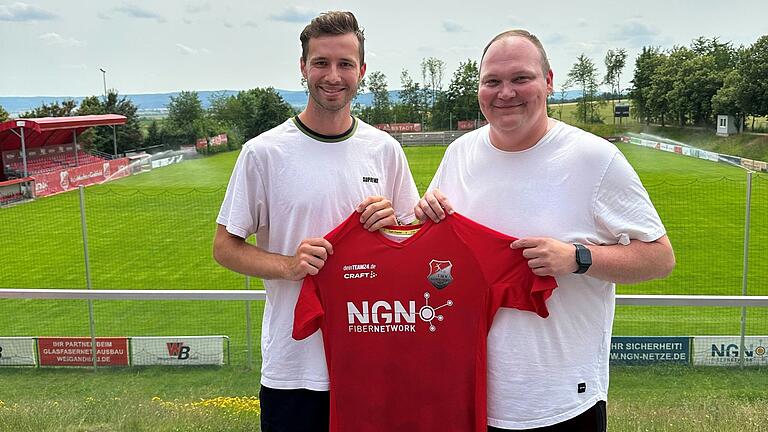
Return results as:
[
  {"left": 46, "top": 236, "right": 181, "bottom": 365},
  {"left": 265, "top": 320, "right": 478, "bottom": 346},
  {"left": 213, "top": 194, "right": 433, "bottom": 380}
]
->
[
  {"left": 429, "top": 120, "right": 666, "bottom": 429},
  {"left": 217, "top": 117, "right": 419, "bottom": 391}
]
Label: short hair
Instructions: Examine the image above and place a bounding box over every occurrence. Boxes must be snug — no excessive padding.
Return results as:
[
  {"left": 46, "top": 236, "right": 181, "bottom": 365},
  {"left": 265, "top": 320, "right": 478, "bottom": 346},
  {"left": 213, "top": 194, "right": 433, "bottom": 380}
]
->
[
  {"left": 480, "top": 30, "right": 551, "bottom": 76},
  {"left": 300, "top": 11, "right": 365, "bottom": 64}
]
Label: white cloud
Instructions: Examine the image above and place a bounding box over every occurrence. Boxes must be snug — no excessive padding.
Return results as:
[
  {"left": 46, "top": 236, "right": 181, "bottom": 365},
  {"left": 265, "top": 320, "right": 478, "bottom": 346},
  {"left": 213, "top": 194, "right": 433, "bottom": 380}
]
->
[
  {"left": 175, "top": 44, "right": 210, "bottom": 56},
  {"left": 39, "top": 32, "right": 85, "bottom": 47},
  {"left": 442, "top": 20, "right": 466, "bottom": 33},
  {"left": 544, "top": 33, "right": 566, "bottom": 45},
  {"left": 111, "top": 3, "right": 166, "bottom": 23},
  {"left": 186, "top": 1, "right": 211, "bottom": 13},
  {"left": 176, "top": 43, "right": 197, "bottom": 55},
  {"left": 243, "top": 20, "right": 258, "bottom": 28},
  {"left": 270, "top": 6, "right": 317, "bottom": 23},
  {"left": 610, "top": 18, "right": 667, "bottom": 48},
  {"left": 0, "top": 2, "right": 57, "bottom": 21}
]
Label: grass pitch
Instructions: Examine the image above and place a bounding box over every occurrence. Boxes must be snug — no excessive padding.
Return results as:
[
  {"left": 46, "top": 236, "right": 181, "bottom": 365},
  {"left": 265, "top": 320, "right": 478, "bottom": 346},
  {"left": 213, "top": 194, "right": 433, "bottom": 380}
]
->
[
  {"left": 1, "top": 141, "right": 767, "bottom": 431},
  {"left": 1, "top": 143, "right": 766, "bottom": 339}
]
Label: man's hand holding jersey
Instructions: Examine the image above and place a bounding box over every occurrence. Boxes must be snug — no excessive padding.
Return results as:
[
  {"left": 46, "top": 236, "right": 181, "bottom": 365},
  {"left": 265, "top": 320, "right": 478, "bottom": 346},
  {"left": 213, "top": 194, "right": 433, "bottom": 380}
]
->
[
  {"left": 415, "top": 189, "right": 454, "bottom": 222},
  {"left": 356, "top": 195, "right": 397, "bottom": 231},
  {"left": 416, "top": 189, "right": 582, "bottom": 278},
  {"left": 285, "top": 196, "right": 400, "bottom": 280}
]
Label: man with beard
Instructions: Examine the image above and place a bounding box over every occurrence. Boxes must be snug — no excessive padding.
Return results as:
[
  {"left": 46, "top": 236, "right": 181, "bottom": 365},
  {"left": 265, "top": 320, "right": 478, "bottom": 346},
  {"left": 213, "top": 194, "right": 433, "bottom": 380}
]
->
[{"left": 214, "top": 11, "right": 419, "bottom": 432}]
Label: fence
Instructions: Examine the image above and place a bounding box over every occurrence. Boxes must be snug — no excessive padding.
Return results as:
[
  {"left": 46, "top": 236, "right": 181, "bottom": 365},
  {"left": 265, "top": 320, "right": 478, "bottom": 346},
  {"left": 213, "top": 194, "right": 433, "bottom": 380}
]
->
[
  {"left": 1, "top": 290, "right": 767, "bottom": 369},
  {"left": 0, "top": 145, "right": 766, "bottom": 367}
]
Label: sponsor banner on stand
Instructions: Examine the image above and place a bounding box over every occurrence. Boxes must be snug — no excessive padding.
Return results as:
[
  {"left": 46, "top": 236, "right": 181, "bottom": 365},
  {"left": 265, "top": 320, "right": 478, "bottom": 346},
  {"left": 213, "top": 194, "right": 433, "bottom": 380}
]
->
[
  {"left": 150, "top": 154, "right": 184, "bottom": 169},
  {"left": 457, "top": 120, "right": 488, "bottom": 130},
  {"left": 0, "top": 337, "right": 37, "bottom": 366},
  {"left": 610, "top": 336, "right": 690, "bottom": 365},
  {"left": 693, "top": 336, "right": 768, "bottom": 366},
  {"left": 374, "top": 123, "right": 422, "bottom": 133},
  {"left": 131, "top": 336, "right": 226, "bottom": 366},
  {"left": 623, "top": 135, "right": 765, "bottom": 169},
  {"left": 33, "top": 158, "right": 130, "bottom": 197},
  {"left": 38, "top": 337, "right": 129, "bottom": 367}
]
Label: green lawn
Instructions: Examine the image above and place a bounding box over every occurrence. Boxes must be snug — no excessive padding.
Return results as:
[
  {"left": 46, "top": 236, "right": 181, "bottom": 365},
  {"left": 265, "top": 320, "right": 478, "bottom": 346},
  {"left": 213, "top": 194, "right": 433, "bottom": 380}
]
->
[
  {"left": 2, "top": 141, "right": 767, "bottom": 431},
  {"left": 1, "top": 143, "right": 766, "bottom": 339},
  {"left": 1, "top": 365, "right": 766, "bottom": 432}
]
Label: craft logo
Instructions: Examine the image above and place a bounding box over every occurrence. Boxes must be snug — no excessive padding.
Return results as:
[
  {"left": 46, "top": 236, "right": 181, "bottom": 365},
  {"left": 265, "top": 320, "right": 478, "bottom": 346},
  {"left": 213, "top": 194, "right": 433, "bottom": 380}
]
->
[
  {"left": 362, "top": 176, "right": 379, "bottom": 183},
  {"left": 427, "top": 260, "right": 453, "bottom": 289},
  {"left": 343, "top": 263, "right": 378, "bottom": 280},
  {"left": 347, "top": 292, "right": 453, "bottom": 333},
  {"left": 166, "top": 342, "right": 191, "bottom": 360}
]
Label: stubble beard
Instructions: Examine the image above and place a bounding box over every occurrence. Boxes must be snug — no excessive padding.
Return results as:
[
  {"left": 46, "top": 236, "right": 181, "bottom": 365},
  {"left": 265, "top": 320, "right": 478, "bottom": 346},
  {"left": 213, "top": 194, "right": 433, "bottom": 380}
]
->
[{"left": 308, "top": 83, "right": 357, "bottom": 113}]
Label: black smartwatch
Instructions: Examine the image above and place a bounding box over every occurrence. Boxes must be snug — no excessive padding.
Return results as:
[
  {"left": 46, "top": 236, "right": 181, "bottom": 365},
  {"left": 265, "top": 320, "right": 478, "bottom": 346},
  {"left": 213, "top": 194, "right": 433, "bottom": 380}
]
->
[{"left": 573, "top": 243, "right": 592, "bottom": 274}]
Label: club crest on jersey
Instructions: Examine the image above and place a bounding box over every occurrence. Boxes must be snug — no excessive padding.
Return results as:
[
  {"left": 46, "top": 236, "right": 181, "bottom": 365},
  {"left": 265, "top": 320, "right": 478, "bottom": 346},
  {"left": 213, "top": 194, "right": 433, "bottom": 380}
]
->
[{"left": 427, "top": 260, "right": 453, "bottom": 289}]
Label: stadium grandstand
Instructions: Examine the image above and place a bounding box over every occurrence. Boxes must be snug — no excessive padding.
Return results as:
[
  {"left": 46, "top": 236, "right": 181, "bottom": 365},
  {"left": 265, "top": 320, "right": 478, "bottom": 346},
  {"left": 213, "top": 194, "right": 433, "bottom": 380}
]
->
[{"left": 0, "top": 115, "right": 127, "bottom": 204}]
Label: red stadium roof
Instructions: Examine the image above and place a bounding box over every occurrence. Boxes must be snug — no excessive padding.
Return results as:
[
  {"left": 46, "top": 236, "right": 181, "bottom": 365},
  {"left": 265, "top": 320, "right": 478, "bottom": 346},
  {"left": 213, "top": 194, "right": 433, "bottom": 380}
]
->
[{"left": 0, "top": 114, "right": 127, "bottom": 151}]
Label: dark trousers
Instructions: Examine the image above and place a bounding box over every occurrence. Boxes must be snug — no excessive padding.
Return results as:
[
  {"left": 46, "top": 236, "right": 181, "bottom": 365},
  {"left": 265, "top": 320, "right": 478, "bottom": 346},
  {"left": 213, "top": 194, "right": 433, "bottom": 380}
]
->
[
  {"left": 259, "top": 385, "right": 330, "bottom": 432},
  {"left": 488, "top": 400, "right": 607, "bottom": 432}
]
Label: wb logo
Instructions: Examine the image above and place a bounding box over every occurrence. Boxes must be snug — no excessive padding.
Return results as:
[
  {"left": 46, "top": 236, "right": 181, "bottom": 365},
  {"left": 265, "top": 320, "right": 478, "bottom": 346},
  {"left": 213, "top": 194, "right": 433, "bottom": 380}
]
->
[{"left": 166, "top": 342, "right": 190, "bottom": 360}]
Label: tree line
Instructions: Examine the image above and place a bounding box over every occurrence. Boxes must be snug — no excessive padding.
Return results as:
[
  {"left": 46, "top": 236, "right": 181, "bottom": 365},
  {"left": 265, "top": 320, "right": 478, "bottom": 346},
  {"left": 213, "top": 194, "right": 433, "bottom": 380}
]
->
[
  {"left": 354, "top": 57, "right": 482, "bottom": 130},
  {"left": 1, "top": 88, "right": 294, "bottom": 154},
  {"left": 147, "top": 88, "right": 294, "bottom": 153},
  {"left": 630, "top": 35, "right": 768, "bottom": 130}
]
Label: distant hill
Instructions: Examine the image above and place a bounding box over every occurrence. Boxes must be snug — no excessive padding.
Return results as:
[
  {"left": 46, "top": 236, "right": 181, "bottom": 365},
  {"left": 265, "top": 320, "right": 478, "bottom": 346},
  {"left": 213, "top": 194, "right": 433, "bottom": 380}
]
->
[
  {"left": 0, "top": 89, "right": 403, "bottom": 117},
  {"left": 1, "top": 88, "right": 588, "bottom": 117}
]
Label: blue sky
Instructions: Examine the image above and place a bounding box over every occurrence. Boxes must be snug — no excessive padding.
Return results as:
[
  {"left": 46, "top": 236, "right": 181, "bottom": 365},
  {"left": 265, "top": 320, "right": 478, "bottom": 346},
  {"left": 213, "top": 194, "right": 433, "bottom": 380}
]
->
[{"left": 1, "top": 0, "right": 764, "bottom": 96}]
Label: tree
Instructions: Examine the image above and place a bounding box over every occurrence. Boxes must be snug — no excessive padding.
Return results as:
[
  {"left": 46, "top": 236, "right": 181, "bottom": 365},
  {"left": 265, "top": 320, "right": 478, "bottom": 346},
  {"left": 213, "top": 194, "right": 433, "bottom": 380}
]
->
[
  {"left": 603, "top": 48, "right": 627, "bottom": 123},
  {"left": 165, "top": 91, "right": 206, "bottom": 147},
  {"left": 209, "top": 87, "right": 294, "bottom": 142},
  {"left": 738, "top": 36, "right": 768, "bottom": 129},
  {"left": 365, "top": 71, "right": 391, "bottom": 124},
  {"left": 557, "top": 80, "right": 573, "bottom": 121},
  {"left": 398, "top": 69, "right": 423, "bottom": 123},
  {"left": 21, "top": 99, "right": 78, "bottom": 118},
  {"left": 421, "top": 57, "right": 445, "bottom": 109},
  {"left": 646, "top": 51, "right": 676, "bottom": 127},
  {"left": 435, "top": 60, "right": 480, "bottom": 129},
  {"left": 359, "top": 71, "right": 394, "bottom": 124},
  {"left": 78, "top": 91, "right": 143, "bottom": 154},
  {"left": 144, "top": 120, "right": 164, "bottom": 148},
  {"left": 630, "top": 47, "right": 665, "bottom": 124},
  {"left": 0, "top": 105, "right": 8, "bottom": 122},
  {"left": 568, "top": 54, "right": 601, "bottom": 123}
]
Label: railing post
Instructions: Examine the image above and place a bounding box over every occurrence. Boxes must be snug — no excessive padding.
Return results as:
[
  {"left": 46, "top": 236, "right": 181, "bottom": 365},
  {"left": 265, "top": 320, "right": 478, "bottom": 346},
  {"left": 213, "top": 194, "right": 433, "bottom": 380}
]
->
[
  {"left": 739, "top": 170, "right": 753, "bottom": 368},
  {"left": 245, "top": 275, "right": 253, "bottom": 371},
  {"left": 79, "top": 185, "right": 98, "bottom": 370}
]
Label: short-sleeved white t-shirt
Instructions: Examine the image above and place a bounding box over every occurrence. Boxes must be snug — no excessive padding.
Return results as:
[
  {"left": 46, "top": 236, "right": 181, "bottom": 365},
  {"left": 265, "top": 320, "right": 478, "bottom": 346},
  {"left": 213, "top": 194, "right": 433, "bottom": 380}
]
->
[
  {"left": 217, "top": 117, "right": 419, "bottom": 391},
  {"left": 429, "top": 120, "right": 666, "bottom": 429}
]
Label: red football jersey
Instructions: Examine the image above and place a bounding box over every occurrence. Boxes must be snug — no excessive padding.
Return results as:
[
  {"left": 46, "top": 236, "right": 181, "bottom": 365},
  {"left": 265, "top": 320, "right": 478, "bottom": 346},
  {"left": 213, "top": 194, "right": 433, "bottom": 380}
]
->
[{"left": 293, "top": 212, "right": 557, "bottom": 432}]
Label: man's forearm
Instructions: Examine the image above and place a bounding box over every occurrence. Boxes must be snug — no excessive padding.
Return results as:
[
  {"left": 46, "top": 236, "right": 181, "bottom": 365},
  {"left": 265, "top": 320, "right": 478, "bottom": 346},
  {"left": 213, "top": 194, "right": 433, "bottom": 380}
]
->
[
  {"left": 586, "top": 235, "right": 675, "bottom": 284},
  {"left": 213, "top": 225, "right": 290, "bottom": 280}
]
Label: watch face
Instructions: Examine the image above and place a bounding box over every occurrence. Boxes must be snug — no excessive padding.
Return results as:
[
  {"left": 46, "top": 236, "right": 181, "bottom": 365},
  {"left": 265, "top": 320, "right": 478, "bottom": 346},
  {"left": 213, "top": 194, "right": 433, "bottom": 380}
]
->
[
  {"left": 577, "top": 247, "right": 592, "bottom": 265},
  {"left": 574, "top": 243, "right": 592, "bottom": 274}
]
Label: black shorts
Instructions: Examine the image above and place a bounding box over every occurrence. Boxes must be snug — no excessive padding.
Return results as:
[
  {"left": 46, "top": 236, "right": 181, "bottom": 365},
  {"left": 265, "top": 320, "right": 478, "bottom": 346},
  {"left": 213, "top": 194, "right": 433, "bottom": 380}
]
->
[
  {"left": 488, "top": 400, "right": 607, "bottom": 432},
  {"left": 259, "top": 385, "right": 330, "bottom": 432}
]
